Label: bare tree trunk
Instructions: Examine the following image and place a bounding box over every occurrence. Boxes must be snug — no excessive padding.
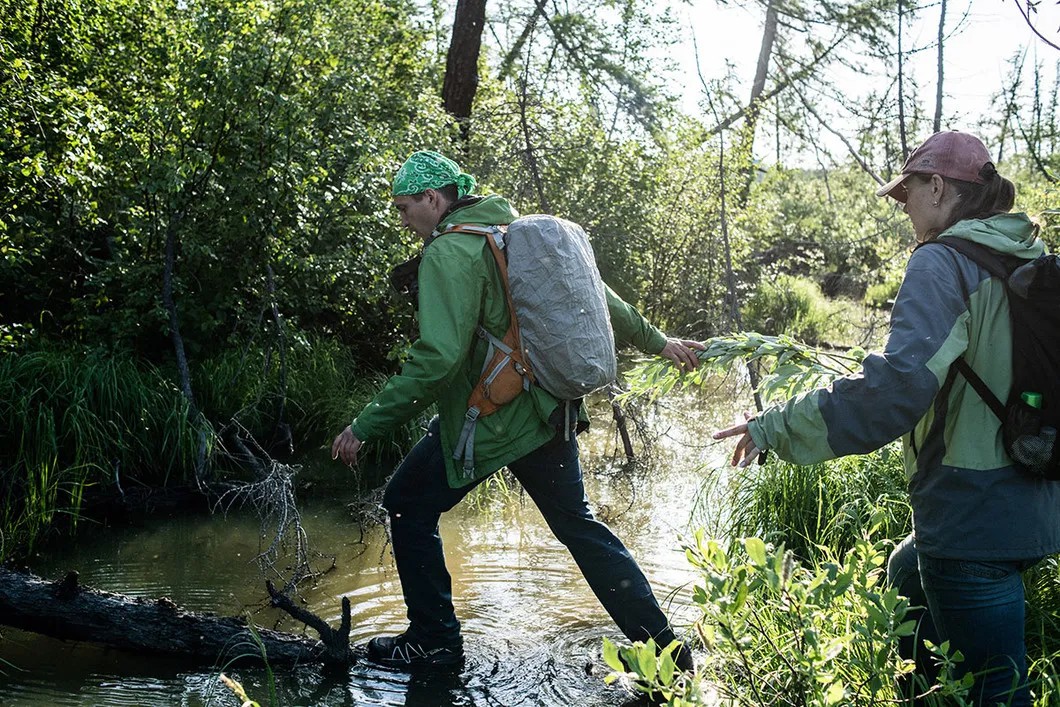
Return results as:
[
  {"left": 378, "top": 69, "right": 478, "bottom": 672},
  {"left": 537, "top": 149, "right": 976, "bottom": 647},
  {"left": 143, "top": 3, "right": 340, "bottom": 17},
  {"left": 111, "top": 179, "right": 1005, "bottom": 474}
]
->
[
  {"left": 737, "top": 0, "right": 779, "bottom": 205},
  {"left": 518, "top": 76, "right": 549, "bottom": 211},
  {"left": 934, "top": 0, "right": 946, "bottom": 132},
  {"left": 442, "top": 0, "right": 487, "bottom": 141},
  {"left": 696, "top": 40, "right": 766, "bottom": 451},
  {"left": 749, "top": 2, "right": 779, "bottom": 122},
  {"left": 897, "top": 0, "right": 909, "bottom": 158},
  {"left": 497, "top": 0, "right": 546, "bottom": 81},
  {"left": 162, "top": 220, "right": 209, "bottom": 483},
  {"left": 997, "top": 52, "right": 1027, "bottom": 163}
]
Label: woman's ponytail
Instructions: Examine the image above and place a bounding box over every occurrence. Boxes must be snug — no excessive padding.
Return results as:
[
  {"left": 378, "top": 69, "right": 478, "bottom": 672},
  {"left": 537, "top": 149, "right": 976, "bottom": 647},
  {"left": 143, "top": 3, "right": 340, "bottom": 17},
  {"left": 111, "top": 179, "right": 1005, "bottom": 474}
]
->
[{"left": 944, "top": 162, "right": 1016, "bottom": 228}]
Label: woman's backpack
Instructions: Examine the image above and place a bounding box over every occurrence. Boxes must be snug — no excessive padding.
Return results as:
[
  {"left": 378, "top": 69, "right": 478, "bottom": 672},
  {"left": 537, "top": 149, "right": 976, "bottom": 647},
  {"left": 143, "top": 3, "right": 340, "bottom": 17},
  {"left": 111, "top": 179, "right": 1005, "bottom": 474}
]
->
[{"left": 927, "top": 237, "right": 1060, "bottom": 479}]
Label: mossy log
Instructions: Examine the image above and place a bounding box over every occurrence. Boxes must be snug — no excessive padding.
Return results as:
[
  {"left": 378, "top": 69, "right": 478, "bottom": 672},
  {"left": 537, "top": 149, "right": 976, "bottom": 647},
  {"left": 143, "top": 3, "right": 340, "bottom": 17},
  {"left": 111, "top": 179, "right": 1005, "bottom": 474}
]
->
[{"left": 0, "top": 566, "right": 351, "bottom": 667}]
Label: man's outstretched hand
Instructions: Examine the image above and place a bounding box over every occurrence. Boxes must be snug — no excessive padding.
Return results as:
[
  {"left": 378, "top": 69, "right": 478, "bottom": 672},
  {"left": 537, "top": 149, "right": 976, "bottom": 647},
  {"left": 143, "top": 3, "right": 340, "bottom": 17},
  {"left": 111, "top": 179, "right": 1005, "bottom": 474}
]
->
[
  {"left": 659, "top": 338, "right": 706, "bottom": 372},
  {"left": 332, "top": 425, "right": 363, "bottom": 466}
]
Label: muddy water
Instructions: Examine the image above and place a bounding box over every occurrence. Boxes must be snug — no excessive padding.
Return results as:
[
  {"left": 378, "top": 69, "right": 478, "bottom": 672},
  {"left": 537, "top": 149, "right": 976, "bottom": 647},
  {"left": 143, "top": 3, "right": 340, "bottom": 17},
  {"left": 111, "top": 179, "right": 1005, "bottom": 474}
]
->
[{"left": 0, "top": 384, "right": 745, "bottom": 706}]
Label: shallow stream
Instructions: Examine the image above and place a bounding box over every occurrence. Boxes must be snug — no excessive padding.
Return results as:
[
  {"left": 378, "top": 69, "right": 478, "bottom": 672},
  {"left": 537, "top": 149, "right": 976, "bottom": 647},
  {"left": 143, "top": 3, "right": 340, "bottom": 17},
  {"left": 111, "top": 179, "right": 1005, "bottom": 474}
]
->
[{"left": 0, "top": 384, "right": 744, "bottom": 706}]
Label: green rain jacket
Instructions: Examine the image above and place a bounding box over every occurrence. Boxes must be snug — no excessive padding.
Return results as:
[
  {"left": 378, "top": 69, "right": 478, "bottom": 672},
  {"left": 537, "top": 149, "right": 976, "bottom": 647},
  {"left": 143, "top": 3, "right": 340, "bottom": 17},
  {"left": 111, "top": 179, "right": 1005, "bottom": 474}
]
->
[
  {"left": 350, "top": 195, "right": 667, "bottom": 488},
  {"left": 748, "top": 213, "right": 1060, "bottom": 561}
]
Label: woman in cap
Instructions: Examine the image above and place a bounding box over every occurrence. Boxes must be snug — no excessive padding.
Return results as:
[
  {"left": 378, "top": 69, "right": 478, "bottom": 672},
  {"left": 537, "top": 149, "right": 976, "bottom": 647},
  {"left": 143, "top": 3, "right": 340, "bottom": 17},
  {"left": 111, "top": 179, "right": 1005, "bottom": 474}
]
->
[{"left": 714, "top": 131, "right": 1057, "bottom": 705}]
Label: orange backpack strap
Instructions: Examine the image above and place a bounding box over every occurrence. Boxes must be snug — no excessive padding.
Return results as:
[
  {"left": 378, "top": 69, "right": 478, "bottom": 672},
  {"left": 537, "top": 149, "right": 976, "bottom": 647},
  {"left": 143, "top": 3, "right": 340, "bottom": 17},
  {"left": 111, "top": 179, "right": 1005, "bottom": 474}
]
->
[
  {"left": 442, "top": 224, "right": 521, "bottom": 345},
  {"left": 442, "top": 224, "right": 535, "bottom": 477}
]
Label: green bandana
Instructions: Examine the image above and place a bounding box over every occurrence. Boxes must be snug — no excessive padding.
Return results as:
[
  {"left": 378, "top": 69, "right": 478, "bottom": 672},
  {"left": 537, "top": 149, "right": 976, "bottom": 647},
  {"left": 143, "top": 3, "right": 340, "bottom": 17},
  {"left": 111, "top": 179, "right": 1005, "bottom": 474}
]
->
[{"left": 392, "top": 150, "right": 477, "bottom": 198}]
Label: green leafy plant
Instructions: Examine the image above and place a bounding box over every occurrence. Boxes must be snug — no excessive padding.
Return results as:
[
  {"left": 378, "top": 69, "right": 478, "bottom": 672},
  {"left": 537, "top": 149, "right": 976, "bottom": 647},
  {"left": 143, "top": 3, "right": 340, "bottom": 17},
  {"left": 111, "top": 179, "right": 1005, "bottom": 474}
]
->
[
  {"left": 610, "top": 530, "right": 982, "bottom": 706},
  {"left": 602, "top": 637, "right": 701, "bottom": 706},
  {"left": 743, "top": 275, "right": 843, "bottom": 344},
  {"left": 686, "top": 532, "right": 920, "bottom": 706},
  {"left": 623, "top": 332, "right": 865, "bottom": 405}
]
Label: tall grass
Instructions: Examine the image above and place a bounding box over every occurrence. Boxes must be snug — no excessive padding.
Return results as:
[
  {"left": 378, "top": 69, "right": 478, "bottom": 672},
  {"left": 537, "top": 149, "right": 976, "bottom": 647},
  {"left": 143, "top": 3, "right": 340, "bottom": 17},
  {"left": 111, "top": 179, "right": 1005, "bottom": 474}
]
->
[
  {"left": 193, "top": 336, "right": 426, "bottom": 462},
  {"left": 0, "top": 349, "right": 205, "bottom": 552},
  {"left": 725, "top": 443, "right": 911, "bottom": 562},
  {"left": 1, "top": 337, "right": 423, "bottom": 557}
]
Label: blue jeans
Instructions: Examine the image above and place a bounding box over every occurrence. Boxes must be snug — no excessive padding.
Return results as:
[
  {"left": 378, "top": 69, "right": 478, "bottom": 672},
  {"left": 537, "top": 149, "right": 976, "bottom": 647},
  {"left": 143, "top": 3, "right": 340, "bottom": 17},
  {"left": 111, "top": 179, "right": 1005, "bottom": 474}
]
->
[
  {"left": 887, "top": 534, "right": 1038, "bottom": 706},
  {"left": 381, "top": 416, "right": 677, "bottom": 647}
]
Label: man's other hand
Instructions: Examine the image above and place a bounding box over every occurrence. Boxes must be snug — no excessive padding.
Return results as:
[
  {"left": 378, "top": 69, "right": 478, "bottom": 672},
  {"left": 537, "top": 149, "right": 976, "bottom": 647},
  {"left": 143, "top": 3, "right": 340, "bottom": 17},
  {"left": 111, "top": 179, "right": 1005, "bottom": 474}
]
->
[{"left": 332, "top": 426, "right": 363, "bottom": 467}]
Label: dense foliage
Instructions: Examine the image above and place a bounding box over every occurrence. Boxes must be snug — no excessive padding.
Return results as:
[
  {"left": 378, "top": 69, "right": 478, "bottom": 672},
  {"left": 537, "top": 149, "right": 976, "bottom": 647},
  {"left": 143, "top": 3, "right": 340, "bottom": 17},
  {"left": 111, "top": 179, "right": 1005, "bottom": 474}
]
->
[
  {"left": 1, "top": 0, "right": 449, "bottom": 359},
  {"left": 1, "top": 0, "right": 1059, "bottom": 702}
]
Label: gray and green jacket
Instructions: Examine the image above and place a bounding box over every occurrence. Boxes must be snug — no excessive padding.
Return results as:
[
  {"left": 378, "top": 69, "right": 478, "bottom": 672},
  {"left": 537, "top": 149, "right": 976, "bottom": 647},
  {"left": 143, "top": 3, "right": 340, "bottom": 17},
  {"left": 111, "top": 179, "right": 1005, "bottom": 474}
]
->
[
  {"left": 350, "top": 195, "right": 668, "bottom": 488},
  {"left": 748, "top": 213, "right": 1060, "bottom": 561}
]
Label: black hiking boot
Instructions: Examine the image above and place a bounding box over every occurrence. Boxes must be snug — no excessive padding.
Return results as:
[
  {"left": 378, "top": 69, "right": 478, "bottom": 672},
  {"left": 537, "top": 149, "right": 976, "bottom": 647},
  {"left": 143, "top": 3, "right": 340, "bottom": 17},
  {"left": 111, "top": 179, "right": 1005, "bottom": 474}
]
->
[{"left": 366, "top": 633, "right": 464, "bottom": 670}]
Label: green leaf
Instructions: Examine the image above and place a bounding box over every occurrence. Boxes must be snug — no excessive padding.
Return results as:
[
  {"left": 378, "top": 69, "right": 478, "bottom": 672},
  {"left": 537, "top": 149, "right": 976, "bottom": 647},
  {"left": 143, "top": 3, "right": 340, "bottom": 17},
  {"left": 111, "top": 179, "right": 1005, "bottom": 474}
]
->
[
  {"left": 745, "top": 537, "right": 767, "bottom": 566},
  {"left": 824, "top": 681, "right": 846, "bottom": 705},
  {"left": 658, "top": 647, "right": 676, "bottom": 685},
  {"left": 895, "top": 619, "right": 917, "bottom": 637},
  {"left": 602, "top": 638, "right": 625, "bottom": 672}
]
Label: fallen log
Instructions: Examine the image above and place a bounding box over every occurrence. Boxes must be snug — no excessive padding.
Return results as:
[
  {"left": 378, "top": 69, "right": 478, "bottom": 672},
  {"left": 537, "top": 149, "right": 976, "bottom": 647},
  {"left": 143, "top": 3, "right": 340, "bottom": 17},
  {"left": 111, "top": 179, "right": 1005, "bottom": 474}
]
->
[{"left": 0, "top": 566, "right": 332, "bottom": 666}]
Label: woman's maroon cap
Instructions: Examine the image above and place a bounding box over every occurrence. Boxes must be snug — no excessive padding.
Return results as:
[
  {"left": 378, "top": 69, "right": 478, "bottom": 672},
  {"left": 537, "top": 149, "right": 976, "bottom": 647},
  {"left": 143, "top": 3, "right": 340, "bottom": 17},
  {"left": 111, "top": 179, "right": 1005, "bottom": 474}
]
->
[{"left": 876, "top": 131, "right": 993, "bottom": 202}]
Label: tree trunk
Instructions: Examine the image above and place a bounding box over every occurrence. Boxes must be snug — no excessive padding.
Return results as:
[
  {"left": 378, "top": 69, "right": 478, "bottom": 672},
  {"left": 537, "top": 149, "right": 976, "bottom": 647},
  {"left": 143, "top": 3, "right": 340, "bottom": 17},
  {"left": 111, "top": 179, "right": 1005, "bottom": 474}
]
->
[
  {"left": 162, "top": 221, "right": 210, "bottom": 483},
  {"left": 442, "top": 0, "right": 487, "bottom": 140},
  {"left": 737, "top": 0, "right": 779, "bottom": 206},
  {"left": 897, "top": 0, "right": 909, "bottom": 159},
  {"left": 0, "top": 567, "right": 334, "bottom": 666},
  {"left": 497, "top": 0, "right": 546, "bottom": 81},
  {"left": 934, "top": 0, "right": 946, "bottom": 133}
]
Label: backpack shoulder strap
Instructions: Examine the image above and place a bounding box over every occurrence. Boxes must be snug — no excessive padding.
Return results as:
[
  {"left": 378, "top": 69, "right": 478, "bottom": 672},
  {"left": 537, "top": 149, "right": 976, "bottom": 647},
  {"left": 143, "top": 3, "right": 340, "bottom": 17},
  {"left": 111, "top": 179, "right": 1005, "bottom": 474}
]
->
[
  {"left": 920, "top": 237, "right": 1021, "bottom": 280},
  {"left": 952, "top": 357, "right": 1007, "bottom": 423},
  {"left": 919, "top": 238, "right": 1013, "bottom": 424},
  {"left": 441, "top": 223, "right": 518, "bottom": 338}
]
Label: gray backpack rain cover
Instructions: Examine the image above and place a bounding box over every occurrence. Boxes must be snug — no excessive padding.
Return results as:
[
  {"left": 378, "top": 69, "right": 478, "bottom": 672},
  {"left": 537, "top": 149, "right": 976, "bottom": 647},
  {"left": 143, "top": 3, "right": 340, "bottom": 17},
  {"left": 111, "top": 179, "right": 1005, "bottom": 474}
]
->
[{"left": 504, "top": 215, "right": 617, "bottom": 400}]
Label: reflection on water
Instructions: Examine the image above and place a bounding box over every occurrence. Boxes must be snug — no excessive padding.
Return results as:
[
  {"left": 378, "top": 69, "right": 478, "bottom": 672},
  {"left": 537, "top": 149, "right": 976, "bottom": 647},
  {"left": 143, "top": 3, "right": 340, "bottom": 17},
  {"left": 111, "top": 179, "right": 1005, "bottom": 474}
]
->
[{"left": 0, "top": 385, "right": 742, "bottom": 706}]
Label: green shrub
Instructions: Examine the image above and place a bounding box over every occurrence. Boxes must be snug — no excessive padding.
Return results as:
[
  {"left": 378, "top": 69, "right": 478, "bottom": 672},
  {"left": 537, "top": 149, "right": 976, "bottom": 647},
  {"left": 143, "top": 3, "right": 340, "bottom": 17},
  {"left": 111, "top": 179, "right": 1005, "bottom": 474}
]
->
[
  {"left": 863, "top": 276, "right": 902, "bottom": 309},
  {"left": 608, "top": 533, "right": 993, "bottom": 706},
  {"left": 0, "top": 338, "right": 425, "bottom": 556},
  {"left": 742, "top": 275, "right": 844, "bottom": 344}
]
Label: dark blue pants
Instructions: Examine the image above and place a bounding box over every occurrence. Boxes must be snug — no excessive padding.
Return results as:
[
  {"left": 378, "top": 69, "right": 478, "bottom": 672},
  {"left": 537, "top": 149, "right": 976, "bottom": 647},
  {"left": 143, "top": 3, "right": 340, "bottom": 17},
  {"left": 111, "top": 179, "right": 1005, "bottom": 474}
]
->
[
  {"left": 381, "top": 416, "right": 676, "bottom": 647},
  {"left": 888, "top": 534, "right": 1037, "bottom": 706}
]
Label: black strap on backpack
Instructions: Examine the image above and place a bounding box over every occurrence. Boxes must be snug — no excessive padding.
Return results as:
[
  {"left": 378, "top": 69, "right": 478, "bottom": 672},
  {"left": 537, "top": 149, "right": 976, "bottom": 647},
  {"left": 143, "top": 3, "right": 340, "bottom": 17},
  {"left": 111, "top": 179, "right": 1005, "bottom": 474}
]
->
[
  {"left": 918, "top": 238, "right": 1018, "bottom": 415},
  {"left": 920, "top": 236, "right": 1060, "bottom": 479}
]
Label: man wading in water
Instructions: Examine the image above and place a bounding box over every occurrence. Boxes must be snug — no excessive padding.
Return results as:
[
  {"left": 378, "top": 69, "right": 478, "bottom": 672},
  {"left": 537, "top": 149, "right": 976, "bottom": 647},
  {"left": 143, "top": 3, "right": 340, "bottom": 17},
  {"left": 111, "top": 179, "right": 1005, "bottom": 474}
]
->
[{"left": 332, "top": 150, "right": 701, "bottom": 670}]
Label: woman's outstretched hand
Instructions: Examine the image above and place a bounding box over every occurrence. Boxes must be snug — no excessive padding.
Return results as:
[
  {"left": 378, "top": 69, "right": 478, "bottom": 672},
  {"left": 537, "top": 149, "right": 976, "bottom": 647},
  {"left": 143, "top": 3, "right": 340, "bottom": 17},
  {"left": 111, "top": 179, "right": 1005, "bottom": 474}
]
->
[{"left": 713, "top": 411, "right": 762, "bottom": 467}]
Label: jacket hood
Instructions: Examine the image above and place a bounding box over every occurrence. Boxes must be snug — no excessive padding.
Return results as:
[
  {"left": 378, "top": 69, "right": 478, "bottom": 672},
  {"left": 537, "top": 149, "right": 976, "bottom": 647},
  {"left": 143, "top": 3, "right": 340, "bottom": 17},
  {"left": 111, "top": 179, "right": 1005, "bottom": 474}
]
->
[
  {"left": 941, "top": 212, "right": 1045, "bottom": 260},
  {"left": 437, "top": 194, "right": 519, "bottom": 231}
]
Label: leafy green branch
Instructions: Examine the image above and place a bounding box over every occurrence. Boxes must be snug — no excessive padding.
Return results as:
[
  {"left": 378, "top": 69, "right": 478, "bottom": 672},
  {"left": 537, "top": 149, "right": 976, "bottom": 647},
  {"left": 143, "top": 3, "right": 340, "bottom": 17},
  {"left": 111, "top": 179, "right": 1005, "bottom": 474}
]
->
[{"left": 622, "top": 332, "right": 866, "bottom": 405}]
